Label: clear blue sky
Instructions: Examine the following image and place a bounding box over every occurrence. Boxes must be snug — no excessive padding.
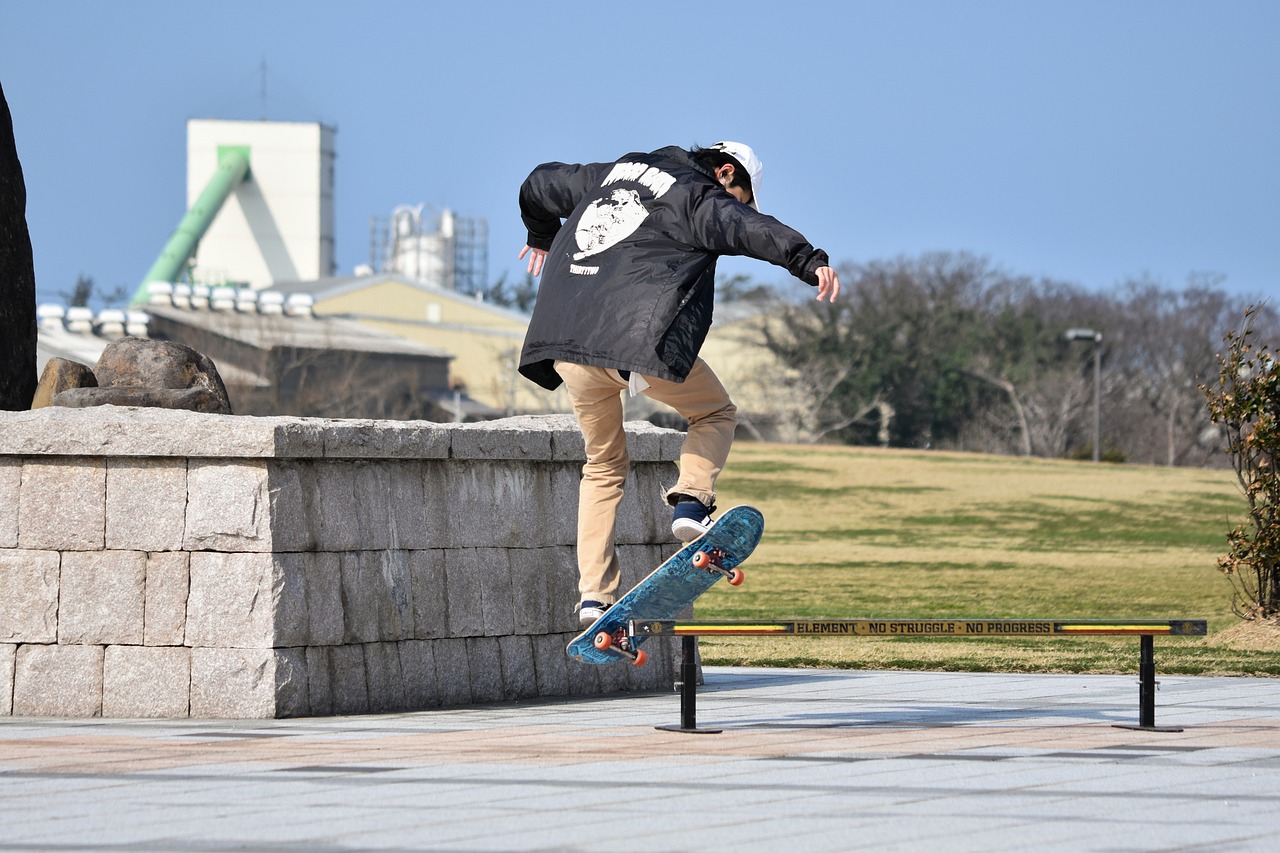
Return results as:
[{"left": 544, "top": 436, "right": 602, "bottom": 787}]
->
[{"left": 2, "top": 0, "right": 1277, "bottom": 308}]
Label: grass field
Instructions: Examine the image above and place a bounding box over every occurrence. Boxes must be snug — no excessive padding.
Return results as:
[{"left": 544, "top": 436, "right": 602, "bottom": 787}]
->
[{"left": 695, "top": 442, "right": 1280, "bottom": 676}]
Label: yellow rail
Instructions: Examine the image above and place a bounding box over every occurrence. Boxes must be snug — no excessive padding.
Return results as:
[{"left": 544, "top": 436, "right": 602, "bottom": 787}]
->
[{"left": 630, "top": 618, "right": 1207, "bottom": 638}]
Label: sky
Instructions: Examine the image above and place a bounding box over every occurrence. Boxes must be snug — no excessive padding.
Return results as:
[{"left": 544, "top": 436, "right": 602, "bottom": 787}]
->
[{"left": 2, "top": 0, "right": 1277, "bottom": 309}]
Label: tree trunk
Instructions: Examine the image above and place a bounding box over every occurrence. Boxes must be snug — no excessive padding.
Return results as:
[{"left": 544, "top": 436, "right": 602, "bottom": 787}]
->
[{"left": 0, "top": 82, "right": 37, "bottom": 410}]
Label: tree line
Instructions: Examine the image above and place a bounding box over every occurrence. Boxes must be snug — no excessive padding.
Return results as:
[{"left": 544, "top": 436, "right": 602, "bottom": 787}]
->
[{"left": 740, "top": 251, "right": 1276, "bottom": 467}]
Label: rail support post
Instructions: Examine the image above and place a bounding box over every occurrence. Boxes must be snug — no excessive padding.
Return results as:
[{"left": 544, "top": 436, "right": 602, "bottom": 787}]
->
[
  {"left": 1113, "top": 635, "right": 1183, "bottom": 732},
  {"left": 656, "top": 635, "right": 721, "bottom": 734}
]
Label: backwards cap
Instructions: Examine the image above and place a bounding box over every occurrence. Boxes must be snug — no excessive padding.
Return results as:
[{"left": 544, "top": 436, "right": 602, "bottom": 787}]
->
[{"left": 711, "top": 141, "right": 763, "bottom": 211}]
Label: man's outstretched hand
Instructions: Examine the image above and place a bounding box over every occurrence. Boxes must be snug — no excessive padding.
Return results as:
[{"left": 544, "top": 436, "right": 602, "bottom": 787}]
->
[{"left": 815, "top": 266, "right": 840, "bottom": 302}]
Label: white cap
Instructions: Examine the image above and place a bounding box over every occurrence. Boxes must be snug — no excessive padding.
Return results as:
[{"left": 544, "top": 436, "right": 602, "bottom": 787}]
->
[{"left": 712, "top": 140, "right": 763, "bottom": 211}]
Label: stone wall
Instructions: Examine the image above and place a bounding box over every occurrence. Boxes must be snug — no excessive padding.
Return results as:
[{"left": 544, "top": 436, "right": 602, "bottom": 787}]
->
[{"left": 0, "top": 407, "right": 686, "bottom": 718}]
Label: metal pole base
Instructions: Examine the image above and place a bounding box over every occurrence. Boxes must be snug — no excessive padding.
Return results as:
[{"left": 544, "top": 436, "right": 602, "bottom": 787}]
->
[
  {"left": 1112, "top": 724, "right": 1184, "bottom": 733},
  {"left": 656, "top": 724, "right": 723, "bottom": 734},
  {"left": 655, "top": 635, "right": 723, "bottom": 735},
  {"left": 1110, "top": 636, "right": 1183, "bottom": 732}
]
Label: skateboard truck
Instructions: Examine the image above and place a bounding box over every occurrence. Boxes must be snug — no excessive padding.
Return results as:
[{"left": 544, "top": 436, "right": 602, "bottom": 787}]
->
[
  {"left": 691, "top": 547, "right": 745, "bottom": 586},
  {"left": 592, "top": 628, "right": 649, "bottom": 666}
]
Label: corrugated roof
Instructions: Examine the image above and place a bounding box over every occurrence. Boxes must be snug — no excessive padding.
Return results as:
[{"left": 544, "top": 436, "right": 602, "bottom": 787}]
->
[
  {"left": 145, "top": 304, "right": 454, "bottom": 359},
  {"left": 266, "top": 272, "right": 532, "bottom": 323}
]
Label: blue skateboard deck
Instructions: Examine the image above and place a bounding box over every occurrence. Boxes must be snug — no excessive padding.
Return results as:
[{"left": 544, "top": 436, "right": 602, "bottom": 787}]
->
[{"left": 566, "top": 505, "right": 764, "bottom": 665}]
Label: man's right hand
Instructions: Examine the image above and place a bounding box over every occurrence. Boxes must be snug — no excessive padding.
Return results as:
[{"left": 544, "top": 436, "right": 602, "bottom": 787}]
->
[{"left": 519, "top": 245, "right": 547, "bottom": 277}]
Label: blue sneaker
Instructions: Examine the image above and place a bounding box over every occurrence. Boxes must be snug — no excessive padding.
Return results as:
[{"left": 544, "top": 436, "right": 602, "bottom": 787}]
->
[
  {"left": 578, "top": 600, "right": 609, "bottom": 629},
  {"left": 671, "top": 496, "right": 715, "bottom": 542}
]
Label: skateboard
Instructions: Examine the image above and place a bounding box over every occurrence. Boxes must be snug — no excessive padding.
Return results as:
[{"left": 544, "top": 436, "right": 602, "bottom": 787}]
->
[{"left": 566, "top": 505, "right": 764, "bottom": 665}]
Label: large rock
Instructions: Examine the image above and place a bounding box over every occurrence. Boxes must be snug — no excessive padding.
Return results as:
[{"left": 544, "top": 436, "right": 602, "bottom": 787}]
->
[
  {"left": 53, "top": 338, "right": 233, "bottom": 414},
  {"left": 0, "top": 82, "right": 37, "bottom": 411},
  {"left": 30, "top": 357, "right": 97, "bottom": 409}
]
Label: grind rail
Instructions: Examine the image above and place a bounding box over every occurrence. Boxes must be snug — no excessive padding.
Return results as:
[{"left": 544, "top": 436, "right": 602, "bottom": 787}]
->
[{"left": 629, "top": 618, "right": 1209, "bottom": 734}]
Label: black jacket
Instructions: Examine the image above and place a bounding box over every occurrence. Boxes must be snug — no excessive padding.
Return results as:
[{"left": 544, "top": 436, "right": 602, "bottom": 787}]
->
[{"left": 517, "top": 146, "right": 829, "bottom": 390}]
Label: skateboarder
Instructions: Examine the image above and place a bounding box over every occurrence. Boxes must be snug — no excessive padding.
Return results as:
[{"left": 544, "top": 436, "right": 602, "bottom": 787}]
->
[{"left": 516, "top": 141, "right": 840, "bottom": 627}]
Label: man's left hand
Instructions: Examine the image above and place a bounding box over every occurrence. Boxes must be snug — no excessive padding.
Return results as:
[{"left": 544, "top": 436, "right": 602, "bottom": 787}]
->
[{"left": 815, "top": 266, "right": 840, "bottom": 302}]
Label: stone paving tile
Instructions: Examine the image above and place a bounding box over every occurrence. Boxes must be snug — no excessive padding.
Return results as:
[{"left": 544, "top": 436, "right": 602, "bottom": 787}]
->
[{"left": 2, "top": 667, "right": 1280, "bottom": 851}]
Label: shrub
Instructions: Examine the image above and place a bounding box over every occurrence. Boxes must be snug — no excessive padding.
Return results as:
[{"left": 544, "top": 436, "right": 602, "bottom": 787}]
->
[{"left": 1202, "top": 307, "right": 1280, "bottom": 619}]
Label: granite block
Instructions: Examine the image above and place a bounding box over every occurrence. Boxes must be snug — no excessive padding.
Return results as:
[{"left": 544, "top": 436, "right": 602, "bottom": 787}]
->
[
  {"left": 0, "top": 550, "right": 60, "bottom": 643},
  {"left": 185, "top": 460, "right": 308, "bottom": 552},
  {"left": 0, "top": 458, "right": 18, "bottom": 548},
  {"left": 105, "top": 459, "right": 187, "bottom": 551},
  {"left": 451, "top": 418, "right": 553, "bottom": 460},
  {"left": 465, "top": 636, "right": 503, "bottom": 703},
  {"left": 507, "top": 548, "right": 554, "bottom": 635},
  {"left": 447, "top": 462, "right": 552, "bottom": 548},
  {"left": 443, "top": 550, "right": 485, "bottom": 637},
  {"left": 565, "top": 653, "right": 602, "bottom": 697},
  {"left": 13, "top": 644, "right": 104, "bottom": 717},
  {"left": 548, "top": 416, "right": 586, "bottom": 461},
  {"left": 476, "top": 548, "right": 515, "bottom": 636},
  {"left": 398, "top": 640, "right": 439, "bottom": 709},
  {"left": 613, "top": 469, "right": 649, "bottom": 546},
  {"left": 548, "top": 464, "right": 582, "bottom": 544},
  {"left": 190, "top": 647, "right": 305, "bottom": 719},
  {"left": 595, "top": 653, "right": 631, "bottom": 695},
  {"left": 418, "top": 461, "right": 452, "bottom": 547},
  {"left": 0, "top": 407, "right": 322, "bottom": 458},
  {"left": 531, "top": 634, "right": 571, "bottom": 698},
  {"left": 103, "top": 646, "right": 191, "bottom": 718},
  {"left": 497, "top": 634, "right": 538, "bottom": 700},
  {"left": 321, "top": 418, "right": 451, "bottom": 460},
  {"left": 363, "top": 642, "right": 406, "bottom": 712},
  {"left": 328, "top": 644, "right": 369, "bottom": 715},
  {"left": 353, "top": 463, "right": 392, "bottom": 550},
  {"left": 187, "top": 552, "right": 292, "bottom": 648},
  {"left": 433, "top": 638, "right": 471, "bottom": 706},
  {"left": 0, "top": 644, "right": 13, "bottom": 715},
  {"left": 298, "top": 552, "right": 343, "bottom": 645},
  {"left": 304, "top": 646, "right": 333, "bottom": 716},
  {"left": 18, "top": 456, "right": 105, "bottom": 550},
  {"left": 310, "top": 462, "right": 360, "bottom": 551},
  {"left": 143, "top": 552, "right": 189, "bottom": 646},
  {"left": 641, "top": 462, "right": 682, "bottom": 544},
  {"left": 386, "top": 462, "right": 431, "bottom": 549},
  {"left": 409, "top": 549, "right": 448, "bottom": 639},
  {"left": 58, "top": 550, "right": 146, "bottom": 645},
  {"left": 274, "top": 647, "right": 309, "bottom": 718},
  {"left": 543, "top": 546, "right": 582, "bottom": 634},
  {"left": 339, "top": 551, "right": 413, "bottom": 644}
]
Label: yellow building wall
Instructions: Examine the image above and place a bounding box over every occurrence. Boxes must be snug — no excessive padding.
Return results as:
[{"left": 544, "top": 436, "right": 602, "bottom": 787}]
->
[
  {"left": 306, "top": 278, "right": 561, "bottom": 414},
  {"left": 348, "top": 316, "right": 566, "bottom": 415},
  {"left": 315, "top": 280, "right": 527, "bottom": 332},
  {"left": 306, "top": 276, "right": 781, "bottom": 423}
]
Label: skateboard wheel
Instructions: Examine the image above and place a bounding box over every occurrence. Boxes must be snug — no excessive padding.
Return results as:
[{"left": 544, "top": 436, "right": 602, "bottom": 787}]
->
[
  {"left": 593, "top": 631, "right": 613, "bottom": 650},
  {"left": 727, "top": 567, "right": 745, "bottom": 586},
  {"left": 632, "top": 649, "right": 648, "bottom": 667},
  {"left": 692, "top": 551, "right": 711, "bottom": 569}
]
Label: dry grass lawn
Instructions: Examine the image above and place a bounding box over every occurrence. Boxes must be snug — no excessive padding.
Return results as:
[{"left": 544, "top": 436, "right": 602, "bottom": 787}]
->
[{"left": 695, "top": 442, "right": 1280, "bottom": 676}]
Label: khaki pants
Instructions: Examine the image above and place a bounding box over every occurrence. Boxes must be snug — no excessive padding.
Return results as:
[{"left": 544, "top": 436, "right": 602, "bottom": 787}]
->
[{"left": 554, "top": 359, "right": 737, "bottom": 604}]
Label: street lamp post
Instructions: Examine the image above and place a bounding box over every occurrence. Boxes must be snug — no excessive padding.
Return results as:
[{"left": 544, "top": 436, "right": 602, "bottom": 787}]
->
[{"left": 1065, "top": 328, "right": 1102, "bottom": 462}]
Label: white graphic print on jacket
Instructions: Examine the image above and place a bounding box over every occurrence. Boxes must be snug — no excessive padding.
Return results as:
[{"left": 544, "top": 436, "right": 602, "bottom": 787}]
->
[
  {"left": 569, "top": 161, "right": 677, "bottom": 274},
  {"left": 573, "top": 188, "right": 647, "bottom": 261}
]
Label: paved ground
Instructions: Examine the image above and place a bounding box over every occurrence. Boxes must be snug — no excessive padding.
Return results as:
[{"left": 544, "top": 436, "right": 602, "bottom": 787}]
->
[{"left": 2, "top": 666, "right": 1279, "bottom": 852}]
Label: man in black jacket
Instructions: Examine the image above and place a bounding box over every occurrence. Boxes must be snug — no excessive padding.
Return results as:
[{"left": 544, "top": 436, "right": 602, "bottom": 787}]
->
[{"left": 517, "top": 141, "right": 840, "bottom": 627}]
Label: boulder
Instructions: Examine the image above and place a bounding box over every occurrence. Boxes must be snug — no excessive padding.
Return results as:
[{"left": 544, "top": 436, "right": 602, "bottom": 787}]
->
[
  {"left": 31, "top": 358, "right": 97, "bottom": 409},
  {"left": 51, "top": 338, "right": 233, "bottom": 415}
]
